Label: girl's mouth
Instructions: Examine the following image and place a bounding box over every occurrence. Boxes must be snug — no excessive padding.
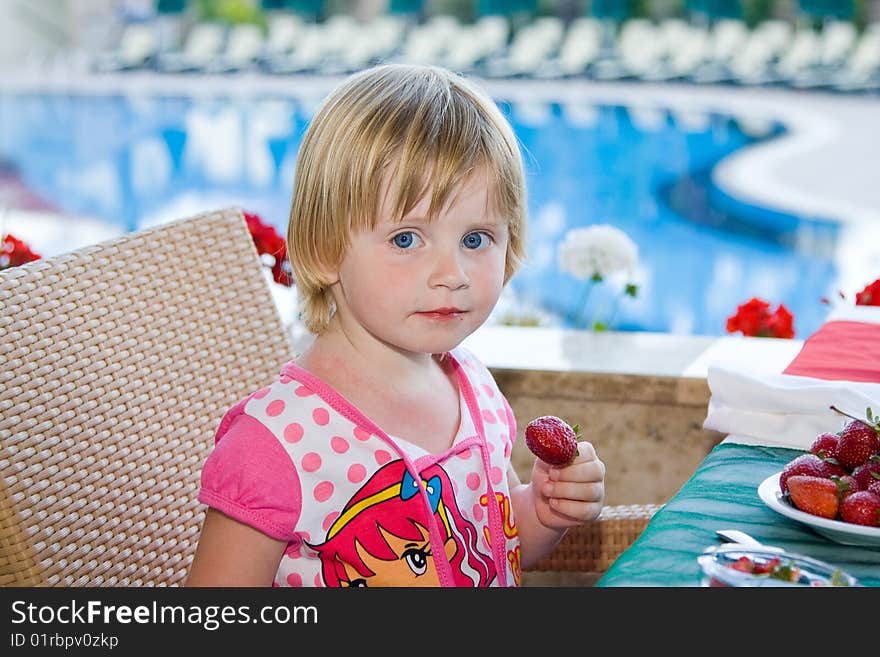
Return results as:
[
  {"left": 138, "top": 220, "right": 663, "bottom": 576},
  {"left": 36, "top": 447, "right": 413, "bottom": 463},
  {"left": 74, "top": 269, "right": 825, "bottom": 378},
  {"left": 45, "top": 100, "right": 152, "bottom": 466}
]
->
[{"left": 416, "top": 308, "right": 466, "bottom": 320}]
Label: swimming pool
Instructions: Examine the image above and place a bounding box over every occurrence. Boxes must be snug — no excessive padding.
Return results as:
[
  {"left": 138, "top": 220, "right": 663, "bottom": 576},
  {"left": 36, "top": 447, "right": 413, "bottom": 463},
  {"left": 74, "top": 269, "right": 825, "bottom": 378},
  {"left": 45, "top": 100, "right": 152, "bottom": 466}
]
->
[{"left": 0, "top": 89, "right": 841, "bottom": 337}]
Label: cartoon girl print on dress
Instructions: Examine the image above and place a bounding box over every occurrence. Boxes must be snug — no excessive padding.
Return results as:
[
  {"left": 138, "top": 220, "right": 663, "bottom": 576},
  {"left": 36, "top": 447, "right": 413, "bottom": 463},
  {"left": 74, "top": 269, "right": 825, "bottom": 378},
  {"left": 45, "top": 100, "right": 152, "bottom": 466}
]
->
[{"left": 309, "top": 459, "right": 497, "bottom": 587}]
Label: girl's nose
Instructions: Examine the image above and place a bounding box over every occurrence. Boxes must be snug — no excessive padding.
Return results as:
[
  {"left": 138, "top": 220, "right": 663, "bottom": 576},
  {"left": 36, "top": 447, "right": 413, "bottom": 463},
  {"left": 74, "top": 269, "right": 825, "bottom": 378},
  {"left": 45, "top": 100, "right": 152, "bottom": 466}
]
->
[{"left": 428, "top": 247, "right": 469, "bottom": 290}]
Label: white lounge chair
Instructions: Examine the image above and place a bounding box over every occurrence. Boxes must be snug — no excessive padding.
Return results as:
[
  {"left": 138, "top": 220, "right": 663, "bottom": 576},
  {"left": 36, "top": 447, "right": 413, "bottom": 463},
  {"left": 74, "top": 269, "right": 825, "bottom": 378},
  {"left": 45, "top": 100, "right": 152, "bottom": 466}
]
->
[
  {"left": 211, "top": 23, "right": 265, "bottom": 72},
  {"left": 786, "top": 20, "right": 858, "bottom": 89},
  {"left": 729, "top": 20, "right": 792, "bottom": 85},
  {"left": 834, "top": 26, "right": 880, "bottom": 91},
  {"left": 92, "top": 22, "right": 158, "bottom": 72},
  {"left": 665, "top": 23, "right": 711, "bottom": 80},
  {"left": 689, "top": 18, "right": 748, "bottom": 83},
  {"left": 555, "top": 17, "right": 602, "bottom": 76},
  {"left": 264, "top": 13, "right": 305, "bottom": 60},
  {"left": 445, "top": 15, "right": 510, "bottom": 72},
  {"left": 157, "top": 22, "right": 228, "bottom": 72},
  {"left": 775, "top": 28, "right": 822, "bottom": 83},
  {"left": 398, "top": 15, "right": 462, "bottom": 66},
  {"left": 338, "top": 14, "right": 406, "bottom": 71},
  {"left": 819, "top": 19, "right": 857, "bottom": 66},
  {"left": 266, "top": 22, "right": 325, "bottom": 73},
  {"left": 495, "top": 16, "right": 564, "bottom": 76},
  {"left": 270, "top": 13, "right": 368, "bottom": 75},
  {"left": 617, "top": 19, "right": 667, "bottom": 80}
]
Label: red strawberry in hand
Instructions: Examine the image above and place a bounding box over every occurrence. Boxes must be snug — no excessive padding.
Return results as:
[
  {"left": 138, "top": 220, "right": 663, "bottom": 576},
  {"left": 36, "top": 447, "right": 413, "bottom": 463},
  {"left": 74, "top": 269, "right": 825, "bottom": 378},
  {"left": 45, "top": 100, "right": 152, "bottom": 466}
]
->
[
  {"left": 786, "top": 475, "right": 840, "bottom": 519},
  {"left": 524, "top": 415, "right": 579, "bottom": 466}
]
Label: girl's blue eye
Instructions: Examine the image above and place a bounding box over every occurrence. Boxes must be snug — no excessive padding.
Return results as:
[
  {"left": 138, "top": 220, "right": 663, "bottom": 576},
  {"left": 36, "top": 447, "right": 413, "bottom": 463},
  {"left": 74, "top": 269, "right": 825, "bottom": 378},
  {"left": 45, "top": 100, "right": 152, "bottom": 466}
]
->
[
  {"left": 392, "top": 232, "right": 420, "bottom": 249},
  {"left": 462, "top": 232, "right": 490, "bottom": 250}
]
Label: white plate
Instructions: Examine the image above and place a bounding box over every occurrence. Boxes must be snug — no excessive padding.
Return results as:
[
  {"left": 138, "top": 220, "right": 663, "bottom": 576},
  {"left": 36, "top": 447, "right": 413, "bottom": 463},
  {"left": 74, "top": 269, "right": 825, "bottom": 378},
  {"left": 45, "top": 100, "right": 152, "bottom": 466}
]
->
[{"left": 758, "top": 472, "right": 880, "bottom": 548}]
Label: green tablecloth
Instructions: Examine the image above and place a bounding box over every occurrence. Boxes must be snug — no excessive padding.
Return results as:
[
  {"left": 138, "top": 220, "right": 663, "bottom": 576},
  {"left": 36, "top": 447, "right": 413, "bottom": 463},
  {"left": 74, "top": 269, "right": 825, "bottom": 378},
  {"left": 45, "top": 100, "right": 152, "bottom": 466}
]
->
[{"left": 597, "top": 442, "right": 880, "bottom": 587}]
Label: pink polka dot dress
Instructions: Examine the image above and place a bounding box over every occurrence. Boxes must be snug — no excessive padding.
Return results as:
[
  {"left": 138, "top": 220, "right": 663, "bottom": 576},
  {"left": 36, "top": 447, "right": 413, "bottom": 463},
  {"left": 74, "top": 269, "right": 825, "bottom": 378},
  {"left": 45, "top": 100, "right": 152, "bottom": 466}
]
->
[{"left": 198, "top": 347, "right": 521, "bottom": 587}]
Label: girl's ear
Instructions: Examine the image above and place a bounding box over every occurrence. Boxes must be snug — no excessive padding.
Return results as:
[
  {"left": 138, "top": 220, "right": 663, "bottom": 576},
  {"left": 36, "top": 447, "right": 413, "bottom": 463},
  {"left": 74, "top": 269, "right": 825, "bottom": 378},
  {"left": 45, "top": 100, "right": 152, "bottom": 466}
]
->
[
  {"left": 314, "top": 259, "right": 340, "bottom": 287},
  {"left": 321, "top": 268, "right": 340, "bottom": 287}
]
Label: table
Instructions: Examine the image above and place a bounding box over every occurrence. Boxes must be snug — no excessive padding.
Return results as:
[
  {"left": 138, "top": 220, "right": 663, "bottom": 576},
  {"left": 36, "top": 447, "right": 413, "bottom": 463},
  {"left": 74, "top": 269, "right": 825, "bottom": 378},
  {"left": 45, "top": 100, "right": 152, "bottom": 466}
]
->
[{"left": 596, "top": 442, "right": 880, "bottom": 587}]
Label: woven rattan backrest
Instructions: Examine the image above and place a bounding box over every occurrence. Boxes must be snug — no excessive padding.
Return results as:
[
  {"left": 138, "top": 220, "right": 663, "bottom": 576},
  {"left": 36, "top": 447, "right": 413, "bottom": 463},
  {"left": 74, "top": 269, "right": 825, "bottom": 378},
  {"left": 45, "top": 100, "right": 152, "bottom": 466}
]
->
[{"left": 0, "top": 208, "right": 293, "bottom": 586}]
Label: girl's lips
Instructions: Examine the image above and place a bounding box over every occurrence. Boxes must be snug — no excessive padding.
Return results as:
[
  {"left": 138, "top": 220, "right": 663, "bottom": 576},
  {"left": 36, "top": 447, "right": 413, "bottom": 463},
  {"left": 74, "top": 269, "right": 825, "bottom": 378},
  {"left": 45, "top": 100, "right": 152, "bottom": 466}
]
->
[{"left": 416, "top": 308, "right": 466, "bottom": 320}]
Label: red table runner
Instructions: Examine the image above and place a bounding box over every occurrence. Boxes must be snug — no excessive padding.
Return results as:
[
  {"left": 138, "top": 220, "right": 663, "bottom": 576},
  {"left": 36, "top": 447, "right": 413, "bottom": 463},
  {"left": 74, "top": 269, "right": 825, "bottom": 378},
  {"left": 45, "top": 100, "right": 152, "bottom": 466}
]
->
[{"left": 783, "top": 320, "right": 880, "bottom": 383}]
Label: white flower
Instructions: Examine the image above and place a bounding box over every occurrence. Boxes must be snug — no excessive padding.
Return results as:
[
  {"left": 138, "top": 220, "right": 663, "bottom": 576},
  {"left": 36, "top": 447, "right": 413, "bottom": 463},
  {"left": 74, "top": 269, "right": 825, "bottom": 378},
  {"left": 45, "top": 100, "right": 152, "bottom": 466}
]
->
[
  {"left": 489, "top": 285, "right": 561, "bottom": 327},
  {"left": 557, "top": 224, "right": 639, "bottom": 281}
]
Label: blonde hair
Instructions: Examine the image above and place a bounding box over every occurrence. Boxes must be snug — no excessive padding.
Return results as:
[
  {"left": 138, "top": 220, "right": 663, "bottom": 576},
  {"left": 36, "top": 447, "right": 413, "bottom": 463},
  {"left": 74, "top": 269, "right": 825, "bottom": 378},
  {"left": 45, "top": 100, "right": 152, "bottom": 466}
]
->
[{"left": 287, "top": 64, "right": 528, "bottom": 334}]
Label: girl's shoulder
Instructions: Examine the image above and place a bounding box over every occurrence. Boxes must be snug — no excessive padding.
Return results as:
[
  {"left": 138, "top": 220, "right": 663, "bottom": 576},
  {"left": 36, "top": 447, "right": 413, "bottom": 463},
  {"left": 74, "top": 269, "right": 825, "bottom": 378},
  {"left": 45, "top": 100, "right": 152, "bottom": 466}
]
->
[
  {"left": 212, "top": 359, "right": 339, "bottom": 443},
  {"left": 448, "top": 346, "right": 501, "bottom": 394}
]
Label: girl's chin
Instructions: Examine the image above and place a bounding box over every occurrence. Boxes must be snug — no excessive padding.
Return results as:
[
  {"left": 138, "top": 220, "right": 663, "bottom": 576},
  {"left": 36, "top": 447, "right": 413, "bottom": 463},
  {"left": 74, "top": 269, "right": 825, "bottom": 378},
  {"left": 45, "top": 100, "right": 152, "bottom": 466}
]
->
[{"left": 394, "top": 333, "right": 471, "bottom": 357}]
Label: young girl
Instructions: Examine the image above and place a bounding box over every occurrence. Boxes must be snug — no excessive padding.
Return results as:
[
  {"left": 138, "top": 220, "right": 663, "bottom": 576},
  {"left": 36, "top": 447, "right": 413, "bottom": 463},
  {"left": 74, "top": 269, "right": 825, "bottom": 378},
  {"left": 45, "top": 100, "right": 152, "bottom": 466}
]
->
[{"left": 186, "top": 64, "right": 606, "bottom": 587}]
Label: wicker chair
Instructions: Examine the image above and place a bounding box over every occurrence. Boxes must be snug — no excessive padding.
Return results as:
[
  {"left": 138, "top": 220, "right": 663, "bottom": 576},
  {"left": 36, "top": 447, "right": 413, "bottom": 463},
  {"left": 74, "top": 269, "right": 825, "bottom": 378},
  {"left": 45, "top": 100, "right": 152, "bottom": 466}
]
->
[
  {"left": 0, "top": 206, "right": 657, "bottom": 586},
  {"left": 523, "top": 503, "right": 662, "bottom": 584},
  {"left": 0, "top": 208, "right": 293, "bottom": 586}
]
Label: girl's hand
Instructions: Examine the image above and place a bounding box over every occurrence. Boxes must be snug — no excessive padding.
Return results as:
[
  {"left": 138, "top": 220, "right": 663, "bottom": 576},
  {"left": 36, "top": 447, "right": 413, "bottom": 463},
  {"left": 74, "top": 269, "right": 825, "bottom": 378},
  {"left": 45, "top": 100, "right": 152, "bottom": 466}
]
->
[{"left": 529, "top": 441, "right": 605, "bottom": 530}]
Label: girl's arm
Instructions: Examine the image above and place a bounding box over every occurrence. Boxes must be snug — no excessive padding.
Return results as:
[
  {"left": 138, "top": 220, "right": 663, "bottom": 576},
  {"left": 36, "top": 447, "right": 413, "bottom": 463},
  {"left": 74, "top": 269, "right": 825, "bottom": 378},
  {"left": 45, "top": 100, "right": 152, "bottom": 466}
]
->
[{"left": 185, "top": 509, "right": 288, "bottom": 587}]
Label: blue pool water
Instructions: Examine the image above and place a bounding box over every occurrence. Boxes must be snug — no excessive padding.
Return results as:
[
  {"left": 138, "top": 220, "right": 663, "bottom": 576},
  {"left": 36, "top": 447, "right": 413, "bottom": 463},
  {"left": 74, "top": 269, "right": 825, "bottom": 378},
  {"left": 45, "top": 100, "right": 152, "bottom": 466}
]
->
[{"left": 0, "top": 92, "right": 839, "bottom": 337}]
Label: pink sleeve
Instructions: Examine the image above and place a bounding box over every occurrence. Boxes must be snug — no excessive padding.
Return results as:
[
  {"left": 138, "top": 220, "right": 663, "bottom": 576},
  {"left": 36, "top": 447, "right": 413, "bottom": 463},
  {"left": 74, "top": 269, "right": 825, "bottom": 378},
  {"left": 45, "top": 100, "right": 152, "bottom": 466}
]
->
[{"left": 198, "top": 412, "right": 302, "bottom": 541}]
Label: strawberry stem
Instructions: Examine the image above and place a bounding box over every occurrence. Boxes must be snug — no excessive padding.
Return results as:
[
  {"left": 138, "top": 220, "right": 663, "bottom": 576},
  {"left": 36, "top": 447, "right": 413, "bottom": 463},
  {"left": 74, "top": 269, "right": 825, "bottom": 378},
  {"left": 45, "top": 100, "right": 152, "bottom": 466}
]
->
[
  {"left": 830, "top": 405, "right": 880, "bottom": 433},
  {"left": 829, "top": 405, "right": 860, "bottom": 423}
]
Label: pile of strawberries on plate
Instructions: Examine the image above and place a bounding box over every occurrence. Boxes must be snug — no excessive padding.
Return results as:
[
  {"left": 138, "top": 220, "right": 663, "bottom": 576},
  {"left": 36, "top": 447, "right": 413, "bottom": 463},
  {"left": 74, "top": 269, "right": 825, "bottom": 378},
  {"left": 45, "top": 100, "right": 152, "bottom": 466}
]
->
[{"left": 780, "top": 407, "right": 880, "bottom": 527}]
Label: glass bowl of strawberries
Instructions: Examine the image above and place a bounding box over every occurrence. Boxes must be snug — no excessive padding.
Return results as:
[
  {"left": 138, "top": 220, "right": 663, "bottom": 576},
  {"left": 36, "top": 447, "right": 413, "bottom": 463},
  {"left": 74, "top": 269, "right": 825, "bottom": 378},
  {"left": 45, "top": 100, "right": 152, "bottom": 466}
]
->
[{"left": 698, "top": 544, "right": 861, "bottom": 587}]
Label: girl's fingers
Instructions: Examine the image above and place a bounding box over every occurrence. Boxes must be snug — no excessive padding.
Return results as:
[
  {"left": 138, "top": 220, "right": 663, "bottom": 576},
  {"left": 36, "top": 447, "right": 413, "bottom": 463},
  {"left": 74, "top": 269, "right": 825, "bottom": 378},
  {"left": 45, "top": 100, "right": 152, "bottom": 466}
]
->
[
  {"left": 549, "top": 457, "right": 605, "bottom": 483},
  {"left": 548, "top": 498, "right": 603, "bottom": 522},
  {"left": 542, "top": 480, "right": 604, "bottom": 503}
]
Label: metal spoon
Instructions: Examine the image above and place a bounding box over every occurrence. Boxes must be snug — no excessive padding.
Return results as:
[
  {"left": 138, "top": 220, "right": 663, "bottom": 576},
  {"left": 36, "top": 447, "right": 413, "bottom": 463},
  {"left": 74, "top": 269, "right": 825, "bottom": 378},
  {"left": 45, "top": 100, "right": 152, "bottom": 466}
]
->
[{"left": 715, "top": 529, "right": 784, "bottom": 552}]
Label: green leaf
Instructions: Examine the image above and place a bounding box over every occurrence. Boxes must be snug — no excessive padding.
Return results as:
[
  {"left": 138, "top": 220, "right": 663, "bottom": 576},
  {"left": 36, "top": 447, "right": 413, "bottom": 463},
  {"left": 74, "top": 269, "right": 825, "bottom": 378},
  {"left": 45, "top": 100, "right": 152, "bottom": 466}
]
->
[
  {"left": 591, "top": 272, "right": 603, "bottom": 282},
  {"left": 831, "top": 476, "right": 851, "bottom": 493},
  {"left": 625, "top": 283, "right": 639, "bottom": 298},
  {"left": 592, "top": 321, "right": 607, "bottom": 331}
]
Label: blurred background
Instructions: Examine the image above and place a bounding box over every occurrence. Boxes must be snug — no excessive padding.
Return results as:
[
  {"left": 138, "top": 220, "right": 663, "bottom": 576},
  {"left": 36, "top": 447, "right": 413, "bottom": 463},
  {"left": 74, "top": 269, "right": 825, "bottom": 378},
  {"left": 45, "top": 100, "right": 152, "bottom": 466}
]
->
[
  {"left": 3, "top": 1, "right": 879, "bottom": 78},
  {"left": 1, "top": 1, "right": 878, "bottom": 338}
]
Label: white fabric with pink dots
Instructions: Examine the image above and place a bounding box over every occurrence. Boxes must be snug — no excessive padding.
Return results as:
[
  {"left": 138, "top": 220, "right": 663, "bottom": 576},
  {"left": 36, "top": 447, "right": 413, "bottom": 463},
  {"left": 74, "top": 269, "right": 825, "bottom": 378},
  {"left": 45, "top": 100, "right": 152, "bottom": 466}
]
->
[{"left": 198, "top": 347, "right": 521, "bottom": 587}]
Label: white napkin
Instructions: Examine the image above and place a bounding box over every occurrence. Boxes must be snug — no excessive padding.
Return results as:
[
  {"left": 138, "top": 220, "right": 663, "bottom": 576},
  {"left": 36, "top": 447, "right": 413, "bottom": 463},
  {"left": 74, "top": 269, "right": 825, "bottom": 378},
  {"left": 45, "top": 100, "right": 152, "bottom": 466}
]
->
[
  {"left": 704, "top": 303, "right": 880, "bottom": 449},
  {"left": 825, "top": 304, "right": 880, "bottom": 323},
  {"left": 704, "top": 367, "right": 880, "bottom": 449}
]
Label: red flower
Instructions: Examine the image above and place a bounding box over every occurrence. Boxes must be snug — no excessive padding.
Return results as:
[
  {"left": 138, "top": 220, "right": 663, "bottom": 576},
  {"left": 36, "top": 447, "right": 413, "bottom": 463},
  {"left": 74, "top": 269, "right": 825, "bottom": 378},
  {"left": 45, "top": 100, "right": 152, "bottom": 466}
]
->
[
  {"left": 855, "top": 278, "right": 880, "bottom": 306},
  {"left": 726, "top": 297, "right": 795, "bottom": 339},
  {"left": 1, "top": 234, "right": 41, "bottom": 270},
  {"left": 243, "top": 211, "right": 293, "bottom": 287},
  {"left": 726, "top": 297, "right": 768, "bottom": 336},
  {"left": 763, "top": 304, "right": 795, "bottom": 339}
]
